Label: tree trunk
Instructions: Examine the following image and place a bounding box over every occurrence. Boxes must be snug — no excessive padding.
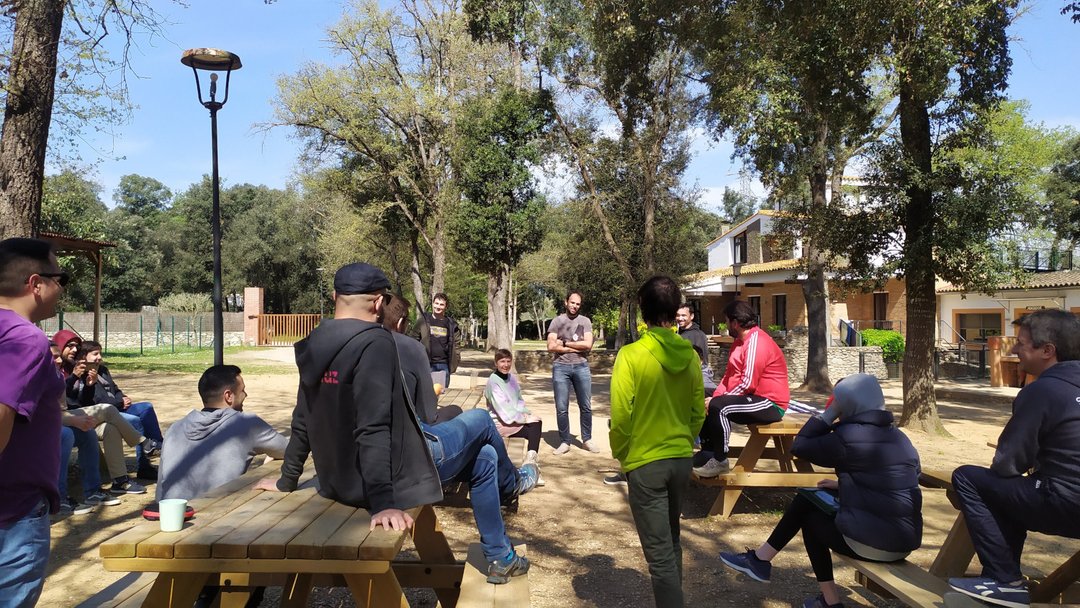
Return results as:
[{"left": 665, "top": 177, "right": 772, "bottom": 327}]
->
[
  {"left": 485, "top": 265, "right": 511, "bottom": 351},
  {"left": 0, "top": 0, "right": 65, "bottom": 239},
  {"left": 430, "top": 225, "right": 446, "bottom": 297},
  {"left": 897, "top": 82, "right": 948, "bottom": 435},
  {"left": 616, "top": 298, "right": 630, "bottom": 349},
  {"left": 800, "top": 170, "right": 833, "bottom": 393},
  {"left": 409, "top": 231, "right": 427, "bottom": 314}
]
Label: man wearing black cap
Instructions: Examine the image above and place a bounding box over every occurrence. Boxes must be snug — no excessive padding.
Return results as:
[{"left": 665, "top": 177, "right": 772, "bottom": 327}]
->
[{"left": 256, "top": 262, "right": 442, "bottom": 531}]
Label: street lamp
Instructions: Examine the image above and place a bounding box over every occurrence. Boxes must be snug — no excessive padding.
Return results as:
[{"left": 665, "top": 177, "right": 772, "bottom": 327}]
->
[
  {"left": 732, "top": 262, "right": 743, "bottom": 296},
  {"left": 181, "top": 48, "right": 241, "bottom": 366}
]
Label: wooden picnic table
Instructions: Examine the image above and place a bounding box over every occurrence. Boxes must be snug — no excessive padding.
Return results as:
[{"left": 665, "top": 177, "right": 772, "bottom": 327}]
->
[
  {"left": 693, "top": 416, "right": 836, "bottom": 518},
  {"left": 920, "top": 469, "right": 1080, "bottom": 603},
  {"left": 99, "top": 463, "right": 465, "bottom": 608},
  {"left": 440, "top": 387, "right": 487, "bottom": 411}
]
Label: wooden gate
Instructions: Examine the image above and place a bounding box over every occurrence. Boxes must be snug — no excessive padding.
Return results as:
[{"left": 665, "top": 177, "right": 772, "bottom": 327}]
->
[{"left": 257, "top": 314, "right": 323, "bottom": 346}]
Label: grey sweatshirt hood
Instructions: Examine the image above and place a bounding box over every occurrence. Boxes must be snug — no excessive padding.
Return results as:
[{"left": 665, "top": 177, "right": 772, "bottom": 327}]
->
[
  {"left": 183, "top": 407, "right": 239, "bottom": 441},
  {"left": 832, "top": 373, "right": 886, "bottom": 418}
]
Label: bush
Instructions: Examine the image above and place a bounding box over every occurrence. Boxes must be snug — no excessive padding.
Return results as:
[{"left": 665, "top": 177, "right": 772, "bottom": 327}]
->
[{"left": 860, "top": 328, "right": 905, "bottom": 363}]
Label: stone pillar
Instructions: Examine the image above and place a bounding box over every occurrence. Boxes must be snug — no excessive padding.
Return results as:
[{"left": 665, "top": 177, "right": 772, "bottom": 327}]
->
[{"left": 243, "top": 287, "right": 264, "bottom": 346}]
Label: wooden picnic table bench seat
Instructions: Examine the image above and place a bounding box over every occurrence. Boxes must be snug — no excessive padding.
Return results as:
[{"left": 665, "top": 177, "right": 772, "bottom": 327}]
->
[
  {"left": 693, "top": 417, "right": 835, "bottom": 518},
  {"left": 457, "top": 543, "right": 530, "bottom": 608},
  {"left": 835, "top": 553, "right": 952, "bottom": 608}
]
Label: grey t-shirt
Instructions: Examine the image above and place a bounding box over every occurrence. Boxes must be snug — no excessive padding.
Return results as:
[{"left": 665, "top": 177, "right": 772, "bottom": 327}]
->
[{"left": 548, "top": 313, "right": 593, "bottom": 365}]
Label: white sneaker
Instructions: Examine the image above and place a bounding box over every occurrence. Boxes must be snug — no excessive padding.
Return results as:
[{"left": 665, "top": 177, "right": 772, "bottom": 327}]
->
[
  {"left": 693, "top": 457, "right": 731, "bottom": 478},
  {"left": 552, "top": 442, "right": 571, "bottom": 455},
  {"left": 535, "top": 471, "right": 546, "bottom": 487},
  {"left": 525, "top": 450, "right": 539, "bottom": 465},
  {"left": 583, "top": 439, "right": 601, "bottom": 453}
]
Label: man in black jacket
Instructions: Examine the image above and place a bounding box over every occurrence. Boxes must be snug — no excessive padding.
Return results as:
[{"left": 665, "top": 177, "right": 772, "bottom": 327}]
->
[
  {"left": 413, "top": 292, "right": 461, "bottom": 387},
  {"left": 949, "top": 309, "right": 1080, "bottom": 608},
  {"left": 256, "top": 262, "right": 442, "bottom": 531},
  {"left": 676, "top": 303, "right": 715, "bottom": 394}
]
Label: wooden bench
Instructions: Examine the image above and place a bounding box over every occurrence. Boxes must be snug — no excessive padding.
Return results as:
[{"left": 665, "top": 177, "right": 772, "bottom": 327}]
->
[
  {"left": 457, "top": 543, "right": 530, "bottom": 607},
  {"left": 836, "top": 554, "right": 951, "bottom": 607},
  {"left": 693, "top": 417, "right": 835, "bottom": 518}
]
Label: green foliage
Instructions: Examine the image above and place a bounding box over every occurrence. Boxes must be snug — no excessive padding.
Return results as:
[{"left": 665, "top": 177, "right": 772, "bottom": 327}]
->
[
  {"left": 767, "top": 324, "right": 784, "bottom": 333},
  {"left": 721, "top": 187, "right": 758, "bottom": 224},
  {"left": 156, "top": 293, "right": 212, "bottom": 313},
  {"left": 113, "top": 174, "right": 171, "bottom": 217},
  {"left": 860, "top": 329, "right": 905, "bottom": 363},
  {"left": 1042, "top": 132, "right": 1080, "bottom": 245},
  {"left": 450, "top": 87, "right": 553, "bottom": 273}
]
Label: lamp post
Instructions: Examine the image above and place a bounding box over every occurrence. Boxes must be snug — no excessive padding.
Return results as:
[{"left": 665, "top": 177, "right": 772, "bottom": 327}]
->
[
  {"left": 732, "top": 262, "right": 743, "bottom": 296},
  {"left": 181, "top": 48, "right": 241, "bottom": 366}
]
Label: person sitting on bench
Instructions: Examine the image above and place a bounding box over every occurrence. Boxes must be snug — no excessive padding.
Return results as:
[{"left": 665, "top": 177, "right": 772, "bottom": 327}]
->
[
  {"left": 484, "top": 349, "right": 544, "bottom": 470},
  {"left": 948, "top": 309, "right": 1080, "bottom": 608},
  {"left": 718, "top": 374, "right": 922, "bottom": 608}
]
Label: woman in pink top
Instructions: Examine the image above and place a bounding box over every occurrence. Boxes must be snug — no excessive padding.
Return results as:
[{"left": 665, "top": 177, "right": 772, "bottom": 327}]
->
[{"left": 484, "top": 349, "right": 544, "bottom": 476}]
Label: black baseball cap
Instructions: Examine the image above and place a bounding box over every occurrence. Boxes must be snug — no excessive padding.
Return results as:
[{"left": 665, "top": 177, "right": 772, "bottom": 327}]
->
[{"left": 334, "top": 262, "right": 391, "bottom": 295}]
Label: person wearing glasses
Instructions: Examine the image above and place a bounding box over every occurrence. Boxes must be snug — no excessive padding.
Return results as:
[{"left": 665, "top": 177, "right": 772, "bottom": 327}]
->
[{"left": 0, "top": 238, "right": 68, "bottom": 606}]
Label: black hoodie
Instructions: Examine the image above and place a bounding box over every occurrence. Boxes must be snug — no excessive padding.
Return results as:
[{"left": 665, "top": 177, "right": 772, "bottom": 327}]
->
[
  {"left": 275, "top": 318, "right": 442, "bottom": 512},
  {"left": 992, "top": 359, "right": 1080, "bottom": 499}
]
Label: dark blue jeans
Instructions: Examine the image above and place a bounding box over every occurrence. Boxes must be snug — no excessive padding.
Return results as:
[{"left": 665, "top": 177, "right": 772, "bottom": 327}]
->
[
  {"left": 0, "top": 498, "right": 50, "bottom": 607},
  {"left": 430, "top": 363, "right": 451, "bottom": 388},
  {"left": 120, "top": 401, "right": 162, "bottom": 465},
  {"left": 952, "top": 464, "right": 1080, "bottom": 583},
  {"left": 422, "top": 409, "right": 519, "bottom": 562},
  {"left": 552, "top": 362, "right": 592, "bottom": 444},
  {"left": 59, "top": 426, "right": 102, "bottom": 498}
]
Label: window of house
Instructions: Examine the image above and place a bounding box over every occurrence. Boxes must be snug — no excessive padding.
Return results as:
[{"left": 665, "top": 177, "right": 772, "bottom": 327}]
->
[
  {"left": 873, "top": 292, "right": 891, "bottom": 330},
  {"left": 749, "top": 296, "right": 761, "bottom": 323},
  {"left": 774, "top": 294, "right": 787, "bottom": 329},
  {"left": 733, "top": 232, "right": 748, "bottom": 264},
  {"left": 956, "top": 312, "right": 1002, "bottom": 342}
]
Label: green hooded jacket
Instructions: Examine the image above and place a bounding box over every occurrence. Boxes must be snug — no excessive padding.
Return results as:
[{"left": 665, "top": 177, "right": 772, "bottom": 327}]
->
[{"left": 609, "top": 326, "right": 706, "bottom": 472}]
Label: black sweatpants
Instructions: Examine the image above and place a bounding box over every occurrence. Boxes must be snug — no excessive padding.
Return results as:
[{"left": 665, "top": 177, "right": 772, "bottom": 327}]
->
[
  {"left": 508, "top": 420, "right": 543, "bottom": 453},
  {"left": 700, "top": 394, "right": 783, "bottom": 458},
  {"left": 765, "top": 493, "right": 860, "bottom": 582},
  {"left": 627, "top": 458, "right": 692, "bottom": 608}
]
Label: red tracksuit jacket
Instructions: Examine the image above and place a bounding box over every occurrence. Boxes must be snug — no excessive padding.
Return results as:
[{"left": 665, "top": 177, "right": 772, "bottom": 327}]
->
[{"left": 714, "top": 326, "right": 790, "bottom": 409}]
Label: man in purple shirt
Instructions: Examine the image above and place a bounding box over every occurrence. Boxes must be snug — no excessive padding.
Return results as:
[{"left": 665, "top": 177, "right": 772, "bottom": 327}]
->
[{"left": 0, "top": 238, "right": 68, "bottom": 606}]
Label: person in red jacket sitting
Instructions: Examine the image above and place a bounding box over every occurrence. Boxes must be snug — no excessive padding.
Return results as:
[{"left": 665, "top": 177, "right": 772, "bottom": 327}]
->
[{"left": 694, "top": 300, "right": 790, "bottom": 478}]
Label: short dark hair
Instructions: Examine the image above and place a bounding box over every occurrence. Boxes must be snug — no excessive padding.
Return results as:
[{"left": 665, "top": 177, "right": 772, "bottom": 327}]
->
[
  {"left": 1014, "top": 309, "right": 1080, "bottom": 361},
  {"left": 677, "top": 303, "right": 693, "bottom": 314},
  {"left": 724, "top": 300, "right": 759, "bottom": 328},
  {"left": 0, "top": 238, "right": 55, "bottom": 297},
  {"left": 75, "top": 340, "right": 103, "bottom": 360},
  {"left": 566, "top": 290, "right": 583, "bottom": 302},
  {"left": 198, "top": 365, "right": 243, "bottom": 405},
  {"left": 433, "top": 292, "right": 449, "bottom": 304},
  {"left": 382, "top": 294, "right": 411, "bottom": 333},
  {"left": 638, "top": 276, "right": 681, "bottom": 326},
  {"left": 494, "top": 348, "right": 512, "bottom": 362}
]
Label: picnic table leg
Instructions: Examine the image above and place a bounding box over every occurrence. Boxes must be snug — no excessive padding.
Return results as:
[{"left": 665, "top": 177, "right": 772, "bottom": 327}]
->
[
  {"left": 215, "top": 572, "right": 254, "bottom": 608},
  {"left": 708, "top": 432, "right": 769, "bottom": 518},
  {"left": 774, "top": 436, "right": 793, "bottom": 473},
  {"left": 412, "top": 503, "right": 461, "bottom": 608},
  {"left": 1031, "top": 548, "right": 1080, "bottom": 602},
  {"left": 280, "top": 573, "right": 313, "bottom": 608},
  {"left": 344, "top": 570, "right": 409, "bottom": 608},
  {"left": 929, "top": 513, "right": 976, "bottom": 578},
  {"left": 141, "top": 572, "right": 211, "bottom": 607}
]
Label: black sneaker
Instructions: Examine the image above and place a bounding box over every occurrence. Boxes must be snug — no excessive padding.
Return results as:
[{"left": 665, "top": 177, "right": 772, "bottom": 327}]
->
[
  {"left": 85, "top": 491, "right": 122, "bottom": 507},
  {"left": 110, "top": 477, "right": 147, "bottom": 495},
  {"left": 948, "top": 577, "right": 1029, "bottom": 608},
  {"left": 61, "top": 497, "right": 95, "bottom": 515},
  {"left": 487, "top": 551, "right": 530, "bottom": 584},
  {"left": 143, "top": 439, "right": 162, "bottom": 457},
  {"left": 603, "top": 472, "right": 628, "bottom": 486},
  {"left": 719, "top": 548, "right": 771, "bottom": 582},
  {"left": 136, "top": 463, "right": 158, "bottom": 480}
]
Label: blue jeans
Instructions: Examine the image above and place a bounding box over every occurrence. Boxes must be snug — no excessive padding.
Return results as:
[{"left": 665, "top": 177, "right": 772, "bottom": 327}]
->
[
  {"left": 59, "top": 426, "right": 102, "bottom": 498},
  {"left": 120, "top": 401, "right": 162, "bottom": 464},
  {"left": 422, "top": 409, "right": 518, "bottom": 562},
  {"left": 552, "top": 362, "right": 592, "bottom": 444},
  {"left": 430, "top": 362, "right": 450, "bottom": 388},
  {"left": 0, "top": 498, "right": 50, "bottom": 607}
]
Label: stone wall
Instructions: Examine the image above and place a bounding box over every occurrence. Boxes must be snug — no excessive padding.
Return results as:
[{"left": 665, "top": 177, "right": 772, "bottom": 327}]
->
[
  {"left": 514, "top": 349, "right": 619, "bottom": 374},
  {"left": 99, "top": 331, "right": 245, "bottom": 350}
]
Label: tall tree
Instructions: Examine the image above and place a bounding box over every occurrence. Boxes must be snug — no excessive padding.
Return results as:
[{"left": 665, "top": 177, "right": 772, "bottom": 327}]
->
[{"left": 451, "top": 87, "right": 553, "bottom": 350}]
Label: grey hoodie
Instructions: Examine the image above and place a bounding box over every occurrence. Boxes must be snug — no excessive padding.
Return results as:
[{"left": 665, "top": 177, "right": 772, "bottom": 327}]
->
[{"left": 157, "top": 407, "right": 288, "bottom": 500}]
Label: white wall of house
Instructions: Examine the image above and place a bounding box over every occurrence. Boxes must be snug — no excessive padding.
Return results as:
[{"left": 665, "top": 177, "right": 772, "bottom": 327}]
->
[{"left": 937, "top": 289, "right": 1080, "bottom": 341}]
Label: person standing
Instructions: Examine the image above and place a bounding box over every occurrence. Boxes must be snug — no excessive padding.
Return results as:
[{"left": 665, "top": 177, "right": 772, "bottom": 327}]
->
[
  {"left": 948, "top": 309, "right": 1080, "bottom": 608},
  {"left": 609, "top": 276, "right": 705, "bottom": 607},
  {"left": 0, "top": 238, "right": 68, "bottom": 606},
  {"left": 414, "top": 292, "right": 460, "bottom": 388},
  {"left": 694, "top": 299, "right": 790, "bottom": 478},
  {"left": 547, "top": 290, "right": 596, "bottom": 454},
  {"left": 676, "top": 303, "right": 716, "bottom": 394}
]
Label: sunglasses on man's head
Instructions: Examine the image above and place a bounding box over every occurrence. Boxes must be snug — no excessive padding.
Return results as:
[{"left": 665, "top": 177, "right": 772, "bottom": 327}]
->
[{"left": 35, "top": 272, "right": 70, "bottom": 287}]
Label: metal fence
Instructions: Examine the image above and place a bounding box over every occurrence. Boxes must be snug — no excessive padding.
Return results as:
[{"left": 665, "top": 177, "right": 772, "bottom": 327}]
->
[{"left": 38, "top": 311, "right": 245, "bottom": 354}]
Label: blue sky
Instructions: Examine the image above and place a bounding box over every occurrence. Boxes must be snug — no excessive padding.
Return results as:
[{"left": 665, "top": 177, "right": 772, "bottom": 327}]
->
[{"left": 72, "top": 0, "right": 1080, "bottom": 211}]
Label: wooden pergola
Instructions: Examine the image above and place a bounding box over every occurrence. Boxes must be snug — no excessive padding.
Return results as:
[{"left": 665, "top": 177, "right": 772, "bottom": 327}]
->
[{"left": 39, "top": 231, "right": 117, "bottom": 341}]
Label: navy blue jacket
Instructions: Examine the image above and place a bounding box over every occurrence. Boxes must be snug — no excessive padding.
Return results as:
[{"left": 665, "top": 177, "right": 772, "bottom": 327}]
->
[
  {"left": 992, "top": 360, "right": 1080, "bottom": 500},
  {"left": 792, "top": 411, "right": 923, "bottom": 553}
]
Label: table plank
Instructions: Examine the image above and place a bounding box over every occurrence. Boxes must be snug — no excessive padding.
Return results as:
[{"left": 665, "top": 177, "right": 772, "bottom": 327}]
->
[
  {"left": 248, "top": 495, "right": 336, "bottom": 560},
  {"left": 323, "top": 508, "right": 374, "bottom": 560},
  {"left": 174, "top": 490, "right": 300, "bottom": 559},
  {"left": 286, "top": 501, "right": 358, "bottom": 560},
  {"left": 213, "top": 487, "right": 321, "bottom": 559}
]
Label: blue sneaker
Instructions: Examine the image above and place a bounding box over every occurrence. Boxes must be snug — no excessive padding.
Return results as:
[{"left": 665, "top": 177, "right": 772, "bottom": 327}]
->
[
  {"left": 802, "top": 593, "right": 843, "bottom": 608},
  {"left": 516, "top": 463, "right": 539, "bottom": 496},
  {"left": 948, "top": 577, "right": 1029, "bottom": 608},
  {"left": 487, "top": 551, "right": 530, "bottom": 584},
  {"left": 719, "top": 548, "right": 771, "bottom": 582}
]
